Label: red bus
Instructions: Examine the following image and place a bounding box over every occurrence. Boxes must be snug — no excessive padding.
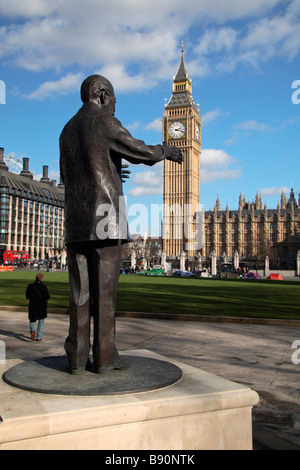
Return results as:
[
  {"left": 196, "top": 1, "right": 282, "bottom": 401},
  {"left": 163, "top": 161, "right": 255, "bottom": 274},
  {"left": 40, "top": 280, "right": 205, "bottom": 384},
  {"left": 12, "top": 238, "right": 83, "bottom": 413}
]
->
[{"left": 3, "top": 250, "right": 29, "bottom": 264}]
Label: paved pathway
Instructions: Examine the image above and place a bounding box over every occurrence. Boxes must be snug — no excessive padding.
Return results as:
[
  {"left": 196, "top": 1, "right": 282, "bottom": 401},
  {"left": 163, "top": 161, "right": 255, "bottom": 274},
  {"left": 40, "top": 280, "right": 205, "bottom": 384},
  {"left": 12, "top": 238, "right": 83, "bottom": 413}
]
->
[{"left": 1, "top": 309, "right": 300, "bottom": 449}]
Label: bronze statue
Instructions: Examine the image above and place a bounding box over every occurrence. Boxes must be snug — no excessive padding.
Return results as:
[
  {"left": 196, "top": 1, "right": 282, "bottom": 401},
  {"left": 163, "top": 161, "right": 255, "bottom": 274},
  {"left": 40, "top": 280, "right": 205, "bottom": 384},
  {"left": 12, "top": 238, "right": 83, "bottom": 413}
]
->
[{"left": 60, "top": 75, "right": 183, "bottom": 374}]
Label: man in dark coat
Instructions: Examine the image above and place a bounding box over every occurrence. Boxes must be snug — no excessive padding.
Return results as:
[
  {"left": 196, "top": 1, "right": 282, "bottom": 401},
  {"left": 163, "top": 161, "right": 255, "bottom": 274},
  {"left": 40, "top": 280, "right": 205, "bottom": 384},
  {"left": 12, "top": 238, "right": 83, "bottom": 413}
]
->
[
  {"left": 60, "top": 74, "right": 183, "bottom": 374},
  {"left": 26, "top": 273, "right": 50, "bottom": 341}
]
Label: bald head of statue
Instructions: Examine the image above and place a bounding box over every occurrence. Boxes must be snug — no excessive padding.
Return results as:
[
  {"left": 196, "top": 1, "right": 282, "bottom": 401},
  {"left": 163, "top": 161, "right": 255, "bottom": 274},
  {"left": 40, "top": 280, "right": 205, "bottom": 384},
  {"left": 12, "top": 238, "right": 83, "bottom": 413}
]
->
[{"left": 80, "top": 75, "right": 116, "bottom": 116}]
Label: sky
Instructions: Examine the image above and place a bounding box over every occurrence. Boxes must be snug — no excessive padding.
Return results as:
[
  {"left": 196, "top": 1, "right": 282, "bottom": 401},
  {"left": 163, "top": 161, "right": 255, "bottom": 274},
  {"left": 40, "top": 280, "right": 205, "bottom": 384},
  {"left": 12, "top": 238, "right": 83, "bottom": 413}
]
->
[{"left": 0, "top": 0, "right": 299, "bottom": 237}]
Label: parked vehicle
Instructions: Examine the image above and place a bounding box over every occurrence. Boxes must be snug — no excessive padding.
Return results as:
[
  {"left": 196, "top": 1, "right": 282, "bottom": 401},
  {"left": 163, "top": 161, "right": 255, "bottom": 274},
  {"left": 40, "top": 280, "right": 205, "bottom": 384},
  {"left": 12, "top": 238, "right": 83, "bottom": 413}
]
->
[{"left": 173, "top": 270, "right": 195, "bottom": 277}]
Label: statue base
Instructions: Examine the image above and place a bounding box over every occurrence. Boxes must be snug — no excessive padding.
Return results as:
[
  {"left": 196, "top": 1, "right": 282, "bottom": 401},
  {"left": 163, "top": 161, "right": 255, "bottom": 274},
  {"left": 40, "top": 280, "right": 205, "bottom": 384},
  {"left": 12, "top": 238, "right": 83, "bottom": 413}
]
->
[
  {"left": 3, "top": 354, "right": 182, "bottom": 396},
  {"left": 0, "top": 350, "right": 259, "bottom": 450}
]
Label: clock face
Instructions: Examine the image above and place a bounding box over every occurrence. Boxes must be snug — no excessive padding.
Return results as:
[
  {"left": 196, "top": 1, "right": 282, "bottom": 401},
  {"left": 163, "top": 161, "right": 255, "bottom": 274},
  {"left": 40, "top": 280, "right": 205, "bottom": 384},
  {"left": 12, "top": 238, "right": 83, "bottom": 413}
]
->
[
  {"left": 195, "top": 123, "right": 200, "bottom": 142},
  {"left": 168, "top": 121, "right": 186, "bottom": 139}
]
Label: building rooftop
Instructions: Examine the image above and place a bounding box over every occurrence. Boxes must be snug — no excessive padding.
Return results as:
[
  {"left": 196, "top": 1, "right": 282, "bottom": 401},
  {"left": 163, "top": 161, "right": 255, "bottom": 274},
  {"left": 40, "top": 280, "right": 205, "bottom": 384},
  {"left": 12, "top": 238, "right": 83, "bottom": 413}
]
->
[{"left": 0, "top": 149, "right": 64, "bottom": 206}]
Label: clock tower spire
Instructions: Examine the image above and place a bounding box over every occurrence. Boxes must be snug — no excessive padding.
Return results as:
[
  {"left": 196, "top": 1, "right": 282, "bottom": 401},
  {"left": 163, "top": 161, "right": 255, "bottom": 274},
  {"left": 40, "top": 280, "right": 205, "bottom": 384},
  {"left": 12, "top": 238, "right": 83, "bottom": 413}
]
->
[
  {"left": 162, "top": 44, "right": 201, "bottom": 258},
  {"left": 167, "top": 42, "right": 197, "bottom": 111}
]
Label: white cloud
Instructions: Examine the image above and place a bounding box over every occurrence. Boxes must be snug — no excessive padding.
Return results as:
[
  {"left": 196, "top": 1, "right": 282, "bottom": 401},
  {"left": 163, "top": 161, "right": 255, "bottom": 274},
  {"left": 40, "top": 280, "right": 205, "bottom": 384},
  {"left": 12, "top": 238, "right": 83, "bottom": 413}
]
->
[
  {"left": 127, "top": 148, "right": 241, "bottom": 195},
  {"left": 235, "top": 120, "right": 273, "bottom": 132},
  {"left": 202, "top": 108, "right": 227, "bottom": 125},
  {"left": 241, "top": 1, "right": 300, "bottom": 61},
  {"left": 125, "top": 121, "right": 141, "bottom": 132},
  {"left": 145, "top": 118, "right": 163, "bottom": 132},
  {"left": 188, "top": 1, "right": 300, "bottom": 77},
  {"left": 128, "top": 186, "right": 162, "bottom": 197},
  {"left": 226, "top": 117, "right": 295, "bottom": 145},
  {"left": 0, "top": 0, "right": 63, "bottom": 18},
  {"left": 215, "top": 50, "right": 260, "bottom": 74},
  {"left": 127, "top": 163, "right": 163, "bottom": 197},
  {"left": 0, "top": 0, "right": 298, "bottom": 96},
  {"left": 96, "top": 64, "right": 157, "bottom": 93},
  {"left": 201, "top": 149, "right": 241, "bottom": 183},
  {"left": 224, "top": 135, "right": 238, "bottom": 146},
  {"left": 26, "top": 73, "right": 84, "bottom": 100},
  {"left": 195, "top": 27, "right": 238, "bottom": 56},
  {"left": 258, "top": 186, "right": 291, "bottom": 197},
  {"left": 133, "top": 169, "right": 162, "bottom": 186},
  {"left": 0, "top": 0, "right": 283, "bottom": 24},
  {"left": 0, "top": 3, "right": 180, "bottom": 75},
  {"left": 33, "top": 169, "right": 60, "bottom": 182}
]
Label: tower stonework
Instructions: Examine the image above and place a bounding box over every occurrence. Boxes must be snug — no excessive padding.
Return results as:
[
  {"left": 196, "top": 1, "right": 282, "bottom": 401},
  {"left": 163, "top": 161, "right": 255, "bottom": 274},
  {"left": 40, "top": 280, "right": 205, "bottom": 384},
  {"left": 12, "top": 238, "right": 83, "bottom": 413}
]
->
[{"left": 162, "top": 45, "right": 201, "bottom": 257}]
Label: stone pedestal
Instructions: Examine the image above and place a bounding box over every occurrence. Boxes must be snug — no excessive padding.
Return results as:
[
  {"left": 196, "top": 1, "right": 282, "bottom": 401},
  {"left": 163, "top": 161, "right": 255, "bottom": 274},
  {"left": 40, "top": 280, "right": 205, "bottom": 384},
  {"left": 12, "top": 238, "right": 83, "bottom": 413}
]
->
[
  {"left": 211, "top": 251, "right": 217, "bottom": 276},
  {"left": 0, "top": 350, "right": 259, "bottom": 450}
]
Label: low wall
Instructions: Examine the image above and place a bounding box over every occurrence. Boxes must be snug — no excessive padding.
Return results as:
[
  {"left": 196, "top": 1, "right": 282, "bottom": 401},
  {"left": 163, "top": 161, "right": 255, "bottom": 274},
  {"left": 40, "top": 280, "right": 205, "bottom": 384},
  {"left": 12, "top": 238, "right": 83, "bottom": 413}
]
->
[{"left": 258, "top": 270, "right": 297, "bottom": 278}]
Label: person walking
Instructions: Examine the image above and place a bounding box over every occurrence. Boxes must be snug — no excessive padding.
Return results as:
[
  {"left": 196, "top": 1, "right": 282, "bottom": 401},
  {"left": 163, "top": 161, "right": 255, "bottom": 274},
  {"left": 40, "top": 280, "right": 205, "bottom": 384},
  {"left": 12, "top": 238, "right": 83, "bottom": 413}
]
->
[{"left": 26, "top": 273, "right": 50, "bottom": 341}]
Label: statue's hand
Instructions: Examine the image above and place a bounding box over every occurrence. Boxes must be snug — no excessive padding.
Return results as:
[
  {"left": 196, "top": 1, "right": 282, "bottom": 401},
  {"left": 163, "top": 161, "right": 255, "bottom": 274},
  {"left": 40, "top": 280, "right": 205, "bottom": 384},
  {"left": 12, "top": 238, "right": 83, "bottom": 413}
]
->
[
  {"left": 121, "top": 164, "right": 131, "bottom": 183},
  {"left": 161, "top": 144, "right": 184, "bottom": 164}
]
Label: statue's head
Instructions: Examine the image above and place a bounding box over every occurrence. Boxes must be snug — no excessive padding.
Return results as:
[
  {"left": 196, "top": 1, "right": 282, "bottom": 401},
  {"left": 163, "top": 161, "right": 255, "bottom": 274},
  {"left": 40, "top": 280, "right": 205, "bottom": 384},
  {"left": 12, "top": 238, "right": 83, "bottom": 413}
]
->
[{"left": 80, "top": 75, "right": 116, "bottom": 115}]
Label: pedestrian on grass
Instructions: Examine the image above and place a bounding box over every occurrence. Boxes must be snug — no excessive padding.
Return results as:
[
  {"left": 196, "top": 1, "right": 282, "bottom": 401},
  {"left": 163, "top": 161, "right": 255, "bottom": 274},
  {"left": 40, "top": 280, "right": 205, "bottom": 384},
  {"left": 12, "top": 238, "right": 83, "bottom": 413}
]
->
[{"left": 26, "top": 273, "right": 50, "bottom": 342}]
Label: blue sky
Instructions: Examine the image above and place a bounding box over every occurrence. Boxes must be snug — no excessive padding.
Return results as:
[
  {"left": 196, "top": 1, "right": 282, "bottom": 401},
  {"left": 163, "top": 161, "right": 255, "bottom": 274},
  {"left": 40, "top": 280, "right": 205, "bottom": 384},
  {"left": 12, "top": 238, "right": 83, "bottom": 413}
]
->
[{"left": 0, "top": 0, "right": 299, "bottom": 236}]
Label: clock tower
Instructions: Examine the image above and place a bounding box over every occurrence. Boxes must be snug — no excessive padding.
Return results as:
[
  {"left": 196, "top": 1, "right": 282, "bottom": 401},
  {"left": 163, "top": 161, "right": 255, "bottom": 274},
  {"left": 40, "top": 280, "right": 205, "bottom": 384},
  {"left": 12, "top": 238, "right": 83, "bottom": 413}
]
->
[{"left": 162, "top": 44, "right": 201, "bottom": 257}]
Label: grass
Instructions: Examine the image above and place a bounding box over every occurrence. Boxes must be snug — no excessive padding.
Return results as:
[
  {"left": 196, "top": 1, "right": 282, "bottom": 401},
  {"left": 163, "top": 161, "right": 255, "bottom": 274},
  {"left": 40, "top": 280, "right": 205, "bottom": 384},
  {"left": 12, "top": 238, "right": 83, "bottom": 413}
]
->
[
  {"left": 0, "top": 271, "right": 69, "bottom": 309},
  {"left": 0, "top": 270, "right": 299, "bottom": 320},
  {"left": 116, "top": 275, "right": 300, "bottom": 320}
]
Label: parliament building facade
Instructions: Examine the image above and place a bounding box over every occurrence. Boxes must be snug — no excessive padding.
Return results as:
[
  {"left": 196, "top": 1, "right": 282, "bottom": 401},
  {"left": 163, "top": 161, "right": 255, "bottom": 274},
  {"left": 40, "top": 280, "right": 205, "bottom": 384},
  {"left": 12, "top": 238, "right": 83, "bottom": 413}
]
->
[
  {"left": 203, "top": 190, "right": 300, "bottom": 270},
  {"left": 162, "top": 46, "right": 300, "bottom": 271}
]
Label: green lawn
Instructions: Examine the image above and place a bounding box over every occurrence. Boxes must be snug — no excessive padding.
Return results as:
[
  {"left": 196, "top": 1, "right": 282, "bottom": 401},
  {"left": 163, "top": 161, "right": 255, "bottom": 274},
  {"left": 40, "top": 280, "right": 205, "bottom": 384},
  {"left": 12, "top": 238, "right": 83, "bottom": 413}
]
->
[{"left": 0, "top": 271, "right": 299, "bottom": 320}]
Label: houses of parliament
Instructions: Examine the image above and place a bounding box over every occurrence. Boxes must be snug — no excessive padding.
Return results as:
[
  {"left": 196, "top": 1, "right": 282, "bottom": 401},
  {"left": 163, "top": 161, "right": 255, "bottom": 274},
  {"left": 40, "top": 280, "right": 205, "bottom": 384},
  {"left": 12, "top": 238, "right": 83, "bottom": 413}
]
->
[
  {"left": 162, "top": 45, "right": 300, "bottom": 270},
  {"left": 0, "top": 46, "right": 299, "bottom": 270}
]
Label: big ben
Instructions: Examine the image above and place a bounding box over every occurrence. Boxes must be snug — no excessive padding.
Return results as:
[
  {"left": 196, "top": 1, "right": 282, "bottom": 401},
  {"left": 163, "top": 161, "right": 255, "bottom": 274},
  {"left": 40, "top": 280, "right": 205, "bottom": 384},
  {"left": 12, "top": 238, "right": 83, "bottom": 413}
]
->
[{"left": 162, "top": 44, "right": 201, "bottom": 257}]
